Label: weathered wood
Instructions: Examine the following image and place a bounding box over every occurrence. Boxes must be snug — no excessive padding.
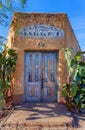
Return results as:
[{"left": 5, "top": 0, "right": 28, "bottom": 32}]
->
[{"left": 25, "top": 52, "right": 58, "bottom": 102}]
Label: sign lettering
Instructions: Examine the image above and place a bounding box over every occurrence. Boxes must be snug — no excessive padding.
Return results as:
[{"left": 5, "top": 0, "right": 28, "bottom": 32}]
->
[{"left": 19, "top": 24, "right": 64, "bottom": 38}]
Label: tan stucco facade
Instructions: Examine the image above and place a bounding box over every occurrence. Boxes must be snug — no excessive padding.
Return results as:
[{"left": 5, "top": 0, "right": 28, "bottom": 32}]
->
[{"left": 7, "top": 13, "right": 81, "bottom": 104}]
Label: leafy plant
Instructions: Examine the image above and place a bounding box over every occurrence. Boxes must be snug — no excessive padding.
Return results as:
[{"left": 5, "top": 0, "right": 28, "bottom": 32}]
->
[
  {"left": 0, "top": 0, "right": 27, "bottom": 53},
  {"left": 0, "top": 45, "right": 17, "bottom": 109},
  {"left": 62, "top": 48, "right": 85, "bottom": 111}
]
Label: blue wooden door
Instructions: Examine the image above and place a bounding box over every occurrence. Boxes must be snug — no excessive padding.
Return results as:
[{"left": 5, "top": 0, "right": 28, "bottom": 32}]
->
[{"left": 24, "top": 52, "right": 58, "bottom": 102}]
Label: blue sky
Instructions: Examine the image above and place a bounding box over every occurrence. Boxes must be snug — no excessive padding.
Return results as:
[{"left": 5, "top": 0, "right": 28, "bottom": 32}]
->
[{"left": 1, "top": 0, "right": 85, "bottom": 51}]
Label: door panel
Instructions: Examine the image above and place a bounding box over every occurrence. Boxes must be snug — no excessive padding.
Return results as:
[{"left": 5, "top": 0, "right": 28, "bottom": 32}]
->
[
  {"left": 25, "top": 53, "right": 42, "bottom": 101},
  {"left": 42, "top": 53, "right": 57, "bottom": 101},
  {"left": 25, "top": 52, "right": 58, "bottom": 102}
]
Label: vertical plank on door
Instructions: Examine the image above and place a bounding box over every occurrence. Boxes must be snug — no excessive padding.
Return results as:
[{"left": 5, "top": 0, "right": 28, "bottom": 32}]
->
[
  {"left": 48, "top": 53, "right": 52, "bottom": 82},
  {"left": 32, "top": 86, "right": 35, "bottom": 97},
  {"left": 28, "top": 53, "right": 32, "bottom": 82},
  {"left": 28, "top": 86, "right": 31, "bottom": 97},
  {"left": 32, "top": 53, "right": 35, "bottom": 82},
  {"left": 25, "top": 53, "right": 29, "bottom": 83},
  {"left": 44, "top": 54, "right": 48, "bottom": 82}
]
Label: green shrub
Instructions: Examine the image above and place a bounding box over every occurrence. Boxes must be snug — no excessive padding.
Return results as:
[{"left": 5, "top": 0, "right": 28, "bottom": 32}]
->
[
  {"left": 0, "top": 45, "right": 17, "bottom": 109},
  {"left": 62, "top": 48, "right": 85, "bottom": 111}
]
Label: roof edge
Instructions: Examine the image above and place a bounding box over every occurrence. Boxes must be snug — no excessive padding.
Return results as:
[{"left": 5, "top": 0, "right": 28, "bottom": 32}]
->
[{"left": 14, "top": 12, "right": 67, "bottom": 16}]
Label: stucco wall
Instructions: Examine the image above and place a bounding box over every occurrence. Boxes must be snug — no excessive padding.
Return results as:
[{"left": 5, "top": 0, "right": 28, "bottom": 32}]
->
[{"left": 7, "top": 13, "right": 81, "bottom": 104}]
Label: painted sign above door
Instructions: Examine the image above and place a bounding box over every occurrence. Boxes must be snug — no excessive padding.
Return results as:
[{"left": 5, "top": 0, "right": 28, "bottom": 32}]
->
[{"left": 19, "top": 24, "right": 64, "bottom": 38}]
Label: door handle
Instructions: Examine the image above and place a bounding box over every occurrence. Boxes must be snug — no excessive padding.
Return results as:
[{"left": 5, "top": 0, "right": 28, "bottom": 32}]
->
[
  {"left": 41, "top": 69, "right": 43, "bottom": 89},
  {"left": 41, "top": 75, "right": 43, "bottom": 89},
  {"left": 41, "top": 80, "right": 43, "bottom": 89}
]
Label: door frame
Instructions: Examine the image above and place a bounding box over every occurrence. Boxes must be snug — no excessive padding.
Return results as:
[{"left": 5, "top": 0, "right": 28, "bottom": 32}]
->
[{"left": 24, "top": 50, "right": 59, "bottom": 102}]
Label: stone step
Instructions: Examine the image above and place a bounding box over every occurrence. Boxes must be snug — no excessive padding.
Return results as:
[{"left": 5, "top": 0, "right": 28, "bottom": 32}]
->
[{"left": 1, "top": 121, "right": 73, "bottom": 130}]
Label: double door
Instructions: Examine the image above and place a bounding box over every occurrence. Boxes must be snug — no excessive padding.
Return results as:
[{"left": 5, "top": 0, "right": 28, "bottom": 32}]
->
[{"left": 25, "top": 52, "right": 58, "bottom": 102}]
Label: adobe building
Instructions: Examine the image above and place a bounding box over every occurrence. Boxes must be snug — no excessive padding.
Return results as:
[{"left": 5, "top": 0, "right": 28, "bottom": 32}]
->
[{"left": 7, "top": 12, "right": 81, "bottom": 104}]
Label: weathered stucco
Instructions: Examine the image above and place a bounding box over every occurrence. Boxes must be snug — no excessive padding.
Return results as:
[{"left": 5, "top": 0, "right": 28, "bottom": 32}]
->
[{"left": 7, "top": 13, "right": 81, "bottom": 104}]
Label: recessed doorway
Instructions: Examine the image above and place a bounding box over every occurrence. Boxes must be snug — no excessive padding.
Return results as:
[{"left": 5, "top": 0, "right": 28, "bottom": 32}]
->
[{"left": 24, "top": 52, "right": 58, "bottom": 102}]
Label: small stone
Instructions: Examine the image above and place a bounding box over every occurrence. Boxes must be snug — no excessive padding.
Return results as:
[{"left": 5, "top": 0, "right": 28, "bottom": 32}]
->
[{"left": 0, "top": 110, "right": 4, "bottom": 118}]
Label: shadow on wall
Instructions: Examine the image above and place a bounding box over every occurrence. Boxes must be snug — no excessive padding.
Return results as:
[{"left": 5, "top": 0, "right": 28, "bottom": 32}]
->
[{"left": 58, "top": 54, "right": 67, "bottom": 87}]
